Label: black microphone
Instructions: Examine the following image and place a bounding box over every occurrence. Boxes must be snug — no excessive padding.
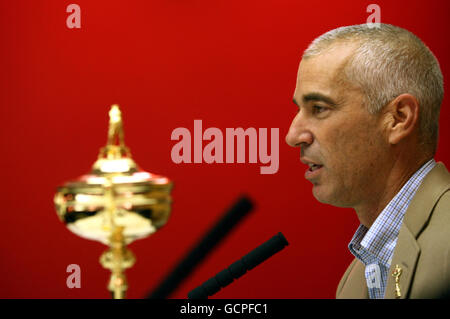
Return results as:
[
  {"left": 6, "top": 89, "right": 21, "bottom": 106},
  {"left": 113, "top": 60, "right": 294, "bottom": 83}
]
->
[
  {"left": 147, "top": 195, "right": 254, "bottom": 299},
  {"left": 188, "top": 232, "right": 289, "bottom": 299}
]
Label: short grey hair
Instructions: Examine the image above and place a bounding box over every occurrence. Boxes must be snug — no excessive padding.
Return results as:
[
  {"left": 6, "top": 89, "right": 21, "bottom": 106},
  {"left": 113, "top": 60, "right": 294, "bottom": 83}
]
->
[{"left": 303, "top": 24, "right": 444, "bottom": 153}]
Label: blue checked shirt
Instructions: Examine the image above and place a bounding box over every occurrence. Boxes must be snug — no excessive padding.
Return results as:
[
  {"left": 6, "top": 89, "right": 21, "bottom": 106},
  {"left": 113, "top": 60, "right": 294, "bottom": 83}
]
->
[{"left": 348, "top": 159, "right": 436, "bottom": 299}]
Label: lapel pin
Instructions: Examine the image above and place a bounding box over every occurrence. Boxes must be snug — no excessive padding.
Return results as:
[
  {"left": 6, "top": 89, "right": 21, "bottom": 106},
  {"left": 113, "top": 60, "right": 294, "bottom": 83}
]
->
[{"left": 392, "top": 264, "right": 403, "bottom": 298}]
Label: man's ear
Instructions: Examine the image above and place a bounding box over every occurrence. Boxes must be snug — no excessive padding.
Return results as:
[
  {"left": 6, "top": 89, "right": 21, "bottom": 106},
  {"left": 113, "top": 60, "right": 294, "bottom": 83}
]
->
[{"left": 384, "top": 94, "right": 420, "bottom": 145}]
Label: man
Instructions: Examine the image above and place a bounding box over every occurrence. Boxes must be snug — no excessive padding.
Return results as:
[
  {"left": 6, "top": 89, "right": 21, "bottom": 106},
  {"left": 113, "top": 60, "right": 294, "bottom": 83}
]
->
[{"left": 285, "top": 24, "right": 449, "bottom": 299}]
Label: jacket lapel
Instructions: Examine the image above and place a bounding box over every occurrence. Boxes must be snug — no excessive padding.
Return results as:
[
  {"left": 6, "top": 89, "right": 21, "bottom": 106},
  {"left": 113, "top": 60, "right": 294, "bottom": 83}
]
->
[
  {"left": 336, "top": 259, "right": 369, "bottom": 299},
  {"left": 384, "top": 162, "right": 450, "bottom": 299},
  {"left": 384, "top": 225, "right": 420, "bottom": 298}
]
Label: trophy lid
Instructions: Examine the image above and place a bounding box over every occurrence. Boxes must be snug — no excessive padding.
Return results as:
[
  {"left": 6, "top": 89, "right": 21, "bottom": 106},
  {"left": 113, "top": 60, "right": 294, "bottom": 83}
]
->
[{"left": 54, "top": 105, "right": 173, "bottom": 245}]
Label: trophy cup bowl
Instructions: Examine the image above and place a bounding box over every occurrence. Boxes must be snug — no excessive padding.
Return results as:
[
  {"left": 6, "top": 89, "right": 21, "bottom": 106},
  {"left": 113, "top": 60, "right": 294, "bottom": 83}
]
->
[{"left": 54, "top": 105, "right": 173, "bottom": 298}]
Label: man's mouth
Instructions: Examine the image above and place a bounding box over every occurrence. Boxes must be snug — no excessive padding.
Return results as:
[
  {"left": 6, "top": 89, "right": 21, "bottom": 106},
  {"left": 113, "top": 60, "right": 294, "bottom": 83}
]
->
[
  {"left": 304, "top": 162, "right": 324, "bottom": 180},
  {"left": 300, "top": 157, "right": 324, "bottom": 179}
]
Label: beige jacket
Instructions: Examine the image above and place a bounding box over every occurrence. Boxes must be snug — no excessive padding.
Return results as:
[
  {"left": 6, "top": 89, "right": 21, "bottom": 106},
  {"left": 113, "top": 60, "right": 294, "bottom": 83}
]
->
[{"left": 336, "top": 162, "right": 450, "bottom": 299}]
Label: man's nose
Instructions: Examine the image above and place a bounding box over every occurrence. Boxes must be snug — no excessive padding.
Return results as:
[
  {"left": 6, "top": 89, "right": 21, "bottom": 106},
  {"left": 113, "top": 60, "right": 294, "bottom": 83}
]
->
[{"left": 285, "top": 115, "right": 314, "bottom": 147}]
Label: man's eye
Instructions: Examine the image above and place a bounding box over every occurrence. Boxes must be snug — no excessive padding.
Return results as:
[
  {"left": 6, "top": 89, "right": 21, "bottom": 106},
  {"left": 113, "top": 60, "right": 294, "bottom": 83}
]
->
[{"left": 313, "top": 105, "right": 327, "bottom": 114}]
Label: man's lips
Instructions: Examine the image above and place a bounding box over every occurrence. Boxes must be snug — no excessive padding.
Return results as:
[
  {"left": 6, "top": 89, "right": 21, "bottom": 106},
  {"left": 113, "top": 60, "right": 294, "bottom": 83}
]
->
[
  {"left": 300, "top": 157, "right": 324, "bottom": 179},
  {"left": 304, "top": 164, "right": 323, "bottom": 179}
]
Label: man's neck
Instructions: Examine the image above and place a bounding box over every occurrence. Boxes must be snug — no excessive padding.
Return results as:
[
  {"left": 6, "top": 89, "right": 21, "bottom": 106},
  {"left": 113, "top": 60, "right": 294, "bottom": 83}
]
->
[{"left": 354, "top": 156, "right": 433, "bottom": 228}]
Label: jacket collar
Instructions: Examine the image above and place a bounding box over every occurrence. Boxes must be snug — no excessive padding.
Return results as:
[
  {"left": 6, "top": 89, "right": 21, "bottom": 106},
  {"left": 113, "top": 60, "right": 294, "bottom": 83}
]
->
[{"left": 384, "top": 162, "right": 450, "bottom": 299}]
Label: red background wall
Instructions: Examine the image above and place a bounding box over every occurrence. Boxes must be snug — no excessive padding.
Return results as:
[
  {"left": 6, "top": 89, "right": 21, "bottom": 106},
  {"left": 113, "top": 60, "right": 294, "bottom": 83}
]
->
[{"left": 0, "top": 0, "right": 449, "bottom": 299}]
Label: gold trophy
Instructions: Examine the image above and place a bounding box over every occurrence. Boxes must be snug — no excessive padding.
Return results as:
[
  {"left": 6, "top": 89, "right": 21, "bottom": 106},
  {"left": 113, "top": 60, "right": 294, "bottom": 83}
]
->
[{"left": 54, "top": 105, "right": 173, "bottom": 299}]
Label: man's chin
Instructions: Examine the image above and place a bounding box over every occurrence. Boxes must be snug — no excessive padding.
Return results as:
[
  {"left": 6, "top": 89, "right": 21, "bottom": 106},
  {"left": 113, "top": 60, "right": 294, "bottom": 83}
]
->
[
  {"left": 312, "top": 185, "right": 336, "bottom": 205},
  {"left": 312, "top": 185, "right": 327, "bottom": 202},
  {"left": 312, "top": 186, "right": 350, "bottom": 208}
]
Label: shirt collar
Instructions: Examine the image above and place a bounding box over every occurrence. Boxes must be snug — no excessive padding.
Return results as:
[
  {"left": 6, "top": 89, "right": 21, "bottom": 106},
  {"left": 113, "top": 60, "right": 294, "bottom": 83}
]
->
[{"left": 349, "top": 159, "right": 436, "bottom": 267}]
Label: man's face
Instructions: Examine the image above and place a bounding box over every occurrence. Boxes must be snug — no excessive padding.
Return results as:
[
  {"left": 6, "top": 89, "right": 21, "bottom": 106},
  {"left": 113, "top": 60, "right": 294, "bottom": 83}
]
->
[{"left": 285, "top": 44, "right": 389, "bottom": 208}]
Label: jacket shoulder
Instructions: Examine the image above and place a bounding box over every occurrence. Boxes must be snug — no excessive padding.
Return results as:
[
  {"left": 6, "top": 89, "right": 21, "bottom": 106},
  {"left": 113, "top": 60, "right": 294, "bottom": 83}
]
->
[{"left": 408, "top": 164, "right": 450, "bottom": 298}]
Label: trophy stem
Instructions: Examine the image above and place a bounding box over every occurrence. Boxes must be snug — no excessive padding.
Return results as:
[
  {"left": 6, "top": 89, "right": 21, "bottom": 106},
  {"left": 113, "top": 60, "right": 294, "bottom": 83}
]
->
[
  {"left": 100, "top": 226, "right": 135, "bottom": 299},
  {"left": 100, "top": 176, "right": 136, "bottom": 299}
]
